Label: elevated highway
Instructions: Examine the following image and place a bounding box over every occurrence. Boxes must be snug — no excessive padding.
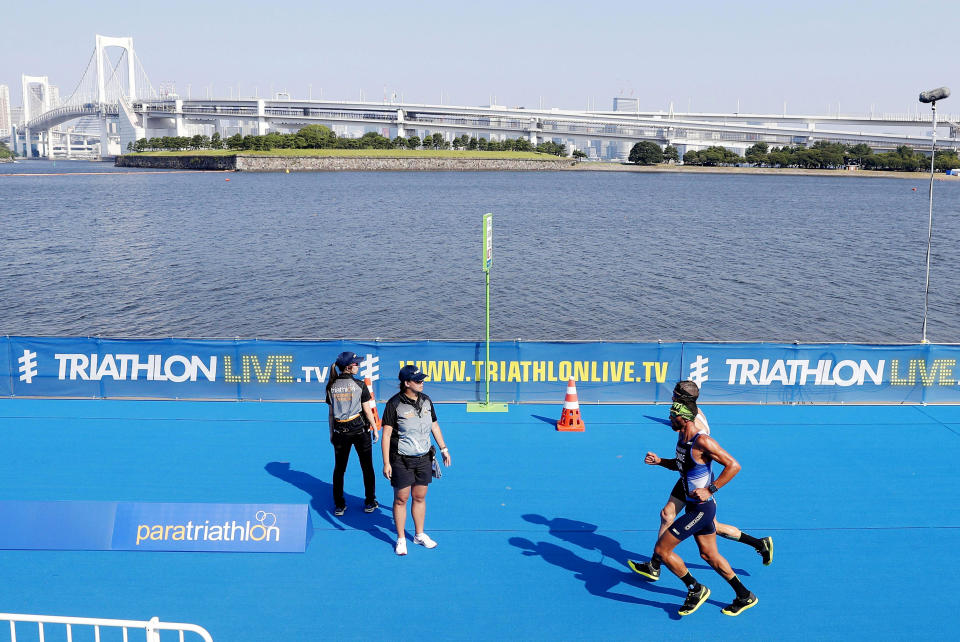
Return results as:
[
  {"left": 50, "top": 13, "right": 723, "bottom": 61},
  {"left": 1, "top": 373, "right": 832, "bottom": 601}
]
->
[{"left": 130, "top": 98, "right": 960, "bottom": 159}]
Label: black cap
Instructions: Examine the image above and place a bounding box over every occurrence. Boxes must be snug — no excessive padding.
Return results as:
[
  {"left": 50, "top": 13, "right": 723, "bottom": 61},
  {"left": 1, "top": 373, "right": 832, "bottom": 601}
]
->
[
  {"left": 399, "top": 365, "right": 427, "bottom": 383},
  {"left": 335, "top": 351, "right": 362, "bottom": 368},
  {"left": 673, "top": 380, "right": 699, "bottom": 401}
]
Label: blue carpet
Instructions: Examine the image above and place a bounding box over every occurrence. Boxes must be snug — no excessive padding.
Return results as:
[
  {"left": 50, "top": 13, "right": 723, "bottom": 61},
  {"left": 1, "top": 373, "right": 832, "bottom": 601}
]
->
[{"left": 0, "top": 399, "right": 956, "bottom": 640}]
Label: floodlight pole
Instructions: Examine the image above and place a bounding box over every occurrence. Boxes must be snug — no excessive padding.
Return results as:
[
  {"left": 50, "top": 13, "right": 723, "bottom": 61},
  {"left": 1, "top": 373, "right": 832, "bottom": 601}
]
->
[
  {"left": 919, "top": 86, "right": 950, "bottom": 343},
  {"left": 921, "top": 101, "right": 937, "bottom": 344}
]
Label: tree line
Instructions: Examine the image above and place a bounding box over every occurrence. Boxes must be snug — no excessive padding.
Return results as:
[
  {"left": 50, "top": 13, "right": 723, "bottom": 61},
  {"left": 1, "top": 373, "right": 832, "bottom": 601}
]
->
[
  {"left": 128, "top": 125, "right": 568, "bottom": 156},
  {"left": 629, "top": 139, "right": 960, "bottom": 172},
  {"left": 0, "top": 141, "right": 16, "bottom": 159}
]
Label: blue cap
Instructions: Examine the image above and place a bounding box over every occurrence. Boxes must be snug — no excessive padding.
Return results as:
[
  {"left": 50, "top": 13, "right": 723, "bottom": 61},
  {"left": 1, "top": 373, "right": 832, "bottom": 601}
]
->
[
  {"left": 335, "top": 351, "right": 362, "bottom": 368},
  {"left": 399, "top": 365, "right": 427, "bottom": 383}
]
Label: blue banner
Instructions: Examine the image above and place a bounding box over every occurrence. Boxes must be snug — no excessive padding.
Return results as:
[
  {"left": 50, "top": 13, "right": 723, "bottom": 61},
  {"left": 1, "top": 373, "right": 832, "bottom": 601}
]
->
[
  {"left": 0, "top": 500, "right": 311, "bottom": 552},
  {"left": 2, "top": 336, "right": 959, "bottom": 404}
]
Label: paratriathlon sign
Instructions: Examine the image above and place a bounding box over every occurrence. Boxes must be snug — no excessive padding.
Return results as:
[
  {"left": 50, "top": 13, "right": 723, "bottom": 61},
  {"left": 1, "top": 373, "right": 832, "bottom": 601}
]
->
[
  {"left": 0, "top": 501, "right": 311, "bottom": 552},
  {"left": 2, "top": 336, "right": 959, "bottom": 404}
]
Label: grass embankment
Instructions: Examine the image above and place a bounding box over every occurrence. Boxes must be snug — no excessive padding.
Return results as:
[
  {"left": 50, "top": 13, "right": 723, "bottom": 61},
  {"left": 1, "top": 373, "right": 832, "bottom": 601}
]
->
[{"left": 131, "top": 149, "right": 566, "bottom": 161}]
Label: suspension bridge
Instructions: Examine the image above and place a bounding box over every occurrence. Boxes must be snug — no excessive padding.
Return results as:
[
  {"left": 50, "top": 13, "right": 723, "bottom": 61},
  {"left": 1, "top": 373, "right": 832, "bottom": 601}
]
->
[{"left": 5, "top": 35, "right": 960, "bottom": 161}]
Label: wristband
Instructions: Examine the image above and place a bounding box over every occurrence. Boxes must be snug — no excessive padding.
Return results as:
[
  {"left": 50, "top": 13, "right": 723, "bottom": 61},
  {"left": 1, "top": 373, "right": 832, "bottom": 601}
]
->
[
  {"left": 440, "top": 447, "right": 449, "bottom": 453},
  {"left": 707, "top": 483, "right": 719, "bottom": 494}
]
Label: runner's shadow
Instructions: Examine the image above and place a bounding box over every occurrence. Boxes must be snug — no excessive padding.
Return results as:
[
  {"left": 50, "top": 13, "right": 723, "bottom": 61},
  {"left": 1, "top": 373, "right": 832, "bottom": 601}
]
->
[
  {"left": 515, "top": 514, "right": 739, "bottom": 617},
  {"left": 643, "top": 415, "right": 672, "bottom": 426},
  {"left": 522, "top": 514, "right": 644, "bottom": 565},
  {"left": 264, "top": 461, "right": 395, "bottom": 547},
  {"left": 509, "top": 537, "right": 689, "bottom": 619},
  {"left": 522, "top": 514, "right": 737, "bottom": 575}
]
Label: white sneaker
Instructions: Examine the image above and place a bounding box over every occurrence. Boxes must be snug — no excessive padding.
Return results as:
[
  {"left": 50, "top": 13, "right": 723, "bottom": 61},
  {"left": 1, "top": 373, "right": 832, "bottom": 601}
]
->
[
  {"left": 395, "top": 537, "right": 407, "bottom": 556},
  {"left": 414, "top": 533, "right": 437, "bottom": 549}
]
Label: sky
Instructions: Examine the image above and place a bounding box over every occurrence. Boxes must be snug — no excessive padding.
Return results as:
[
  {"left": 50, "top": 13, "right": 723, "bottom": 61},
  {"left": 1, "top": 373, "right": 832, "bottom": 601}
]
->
[{"left": 2, "top": 0, "right": 957, "bottom": 116}]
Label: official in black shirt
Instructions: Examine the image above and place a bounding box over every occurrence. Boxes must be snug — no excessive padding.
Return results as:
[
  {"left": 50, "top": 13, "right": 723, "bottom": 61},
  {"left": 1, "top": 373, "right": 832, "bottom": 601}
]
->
[
  {"left": 325, "top": 351, "right": 380, "bottom": 516},
  {"left": 381, "top": 365, "right": 451, "bottom": 555}
]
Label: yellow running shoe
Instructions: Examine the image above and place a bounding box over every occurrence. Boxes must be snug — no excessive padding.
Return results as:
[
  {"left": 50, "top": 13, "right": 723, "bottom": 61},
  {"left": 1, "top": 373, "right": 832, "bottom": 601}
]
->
[
  {"left": 678, "top": 585, "right": 711, "bottom": 616},
  {"left": 628, "top": 559, "right": 660, "bottom": 581},
  {"left": 722, "top": 592, "right": 758, "bottom": 616}
]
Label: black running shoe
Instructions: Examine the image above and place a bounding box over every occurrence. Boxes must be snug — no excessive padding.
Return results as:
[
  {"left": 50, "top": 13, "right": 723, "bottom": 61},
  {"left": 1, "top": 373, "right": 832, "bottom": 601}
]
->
[
  {"left": 678, "top": 584, "right": 711, "bottom": 616},
  {"left": 334, "top": 505, "right": 346, "bottom": 516},
  {"left": 364, "top": 500, "right": 379, "bottom": 513},
  {"left": 757, "top": 537, "right": 774, "bottom": 566},
  {"left": 722, "top": 592, "right": 758, "bottom": 616},
  {"left": 627, "top": 559, "right": 660, "bottom": 581}
]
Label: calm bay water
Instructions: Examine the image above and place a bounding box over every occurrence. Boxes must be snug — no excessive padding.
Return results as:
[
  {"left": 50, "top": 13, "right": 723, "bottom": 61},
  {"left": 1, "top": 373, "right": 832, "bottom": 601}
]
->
[{"left": 1, "top": 159, "right": 958, "bottom": 342}]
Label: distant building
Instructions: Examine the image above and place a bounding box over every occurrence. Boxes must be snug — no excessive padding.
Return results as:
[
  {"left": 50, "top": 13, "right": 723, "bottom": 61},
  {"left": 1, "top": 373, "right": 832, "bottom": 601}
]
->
[
  {"left": 612, "top": 97, "right": 640, "bottom": 112},
  {"left": 0, "top": 85, "right": 10, "bottom": 137}
]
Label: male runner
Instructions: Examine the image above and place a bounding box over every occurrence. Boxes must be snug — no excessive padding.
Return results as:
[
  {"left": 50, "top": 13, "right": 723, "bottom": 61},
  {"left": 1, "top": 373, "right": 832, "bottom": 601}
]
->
[
  {"left": 637, "top": 401, "right": 758, "bottom": 616},
  {"left": 628, "top": 381, "right": 772, "bottom": 580}
]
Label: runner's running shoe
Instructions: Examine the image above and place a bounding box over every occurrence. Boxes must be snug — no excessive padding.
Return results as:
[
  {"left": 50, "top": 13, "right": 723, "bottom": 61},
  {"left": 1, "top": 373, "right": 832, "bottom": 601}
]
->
[
  {"left": 722, "top": 592, "right": 758, "bottom": 616},
  {"left": 678, "top": 585, "right": 711, "bottom": 616},
  {"left": 628, "top": 559, "right": 660, "bottom": 581},
  {"left": 757, "top": 537, "right": 774, "bottom": 566}
]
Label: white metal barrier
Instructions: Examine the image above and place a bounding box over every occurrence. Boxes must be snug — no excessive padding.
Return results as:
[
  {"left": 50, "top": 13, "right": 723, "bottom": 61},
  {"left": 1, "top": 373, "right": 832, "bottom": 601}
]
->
[{"left": 0, "top": 613, "right": 213, "bottom": 642}]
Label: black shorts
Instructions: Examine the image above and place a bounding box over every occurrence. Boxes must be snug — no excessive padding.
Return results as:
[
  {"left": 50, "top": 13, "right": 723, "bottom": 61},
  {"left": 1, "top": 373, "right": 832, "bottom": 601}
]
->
[
  {"left": 668, "top": 500, "right": 717, "bottom": 541},
  {"left": 390, "top": 453, "right": 432, "bottom": 489}
]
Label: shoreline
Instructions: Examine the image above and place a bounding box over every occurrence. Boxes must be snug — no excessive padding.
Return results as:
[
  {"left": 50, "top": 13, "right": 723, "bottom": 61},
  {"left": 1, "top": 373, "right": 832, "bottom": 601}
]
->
[{"left": 114, "top": 154, "right": 959, "bottom": 179}]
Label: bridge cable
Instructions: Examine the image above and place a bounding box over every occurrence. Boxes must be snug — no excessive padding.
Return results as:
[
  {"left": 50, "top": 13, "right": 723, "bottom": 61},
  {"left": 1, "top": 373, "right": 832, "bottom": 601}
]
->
[{"left": 61, "top": 47, "right": 98, "bottom": 107}]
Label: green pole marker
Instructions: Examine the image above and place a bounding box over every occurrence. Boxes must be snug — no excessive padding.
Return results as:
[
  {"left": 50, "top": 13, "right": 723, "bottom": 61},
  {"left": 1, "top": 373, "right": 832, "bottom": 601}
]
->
[{"left": 467, "top": 213, "right": 508, "bottom": 413}]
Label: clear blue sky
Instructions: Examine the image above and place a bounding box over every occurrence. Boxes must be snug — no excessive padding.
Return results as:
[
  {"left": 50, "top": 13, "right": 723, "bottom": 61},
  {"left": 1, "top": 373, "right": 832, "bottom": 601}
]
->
[{"left": 2, "top": 0, "right": 956, "bottom": 115}]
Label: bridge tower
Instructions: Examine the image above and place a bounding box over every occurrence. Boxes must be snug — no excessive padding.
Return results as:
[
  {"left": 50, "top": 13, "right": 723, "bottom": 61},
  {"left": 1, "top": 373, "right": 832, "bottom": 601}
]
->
[
  {"left": 20, "top": 75, "right": 50, "bottom": 157},
  {"left": 95, "top": 35, "right": 136, "bottom": 156}
]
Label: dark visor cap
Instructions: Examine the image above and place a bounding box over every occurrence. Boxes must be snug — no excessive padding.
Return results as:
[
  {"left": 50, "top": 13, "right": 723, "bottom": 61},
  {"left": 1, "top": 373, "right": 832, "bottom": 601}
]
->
[
  {"left": 335, "top": 351, "right": 362, "bottom": 368},
  {"left": 399, "top": 365, "right": 427, "bottom": 383}
]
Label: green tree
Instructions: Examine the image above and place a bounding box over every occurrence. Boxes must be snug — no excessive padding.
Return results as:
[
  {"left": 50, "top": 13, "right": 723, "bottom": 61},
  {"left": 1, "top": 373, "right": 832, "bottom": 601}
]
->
[
  {"left": 225, "top": 134, "right": 244, "bottom": 150},
  {"left": 935, "top": 150, "right": 960, "bottom": 171},
  {"left": 846, "top": 143, "right": 872, "bottom": 165},
  {"left": 629, "top": 141, "right": 663, "bottom": 165},
  {"left": 572, "top": 149, "right": 587, "bottom": 161},
  {"left": 406, "top": 135, "right": 421, "bottom": 149},
  {"left": 744, "top": 142, "right": 768, "bottom": 166},
  {"left": 663, "top": 145, "right": 680, "bottom": 163},
  {"left": 297, "top": 124, "right": 335, "bottom": 148},
  {"left": 431, "top": 133, "right": 445, "bottom": 149},
  {"left": 263, "top": 132, "right": 285, "bottom": 150},
  {"left": 358, "top": 131, "right": 393, "bottom": 149},
  {"left": 467, "top": 137, "right": 478, "bottom": 150},
  {"left": 392, "top": 136, "right": 407, "bottom": 149},
  {"left": 210, "top": 132, "right": 223, "bottom": 150}
]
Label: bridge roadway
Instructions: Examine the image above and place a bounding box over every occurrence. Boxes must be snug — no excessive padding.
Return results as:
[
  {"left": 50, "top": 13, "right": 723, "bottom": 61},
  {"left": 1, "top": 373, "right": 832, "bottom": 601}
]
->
[{"left": 131, "top": 98, "right": 960, "bottom": 155}]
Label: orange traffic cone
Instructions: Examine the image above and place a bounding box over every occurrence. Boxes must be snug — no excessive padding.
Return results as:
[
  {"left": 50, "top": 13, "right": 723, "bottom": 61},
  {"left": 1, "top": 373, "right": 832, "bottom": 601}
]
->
[
  {"left": 365, "top": 377, "right": 382, "bottom": 430},
  {"left": 556, "top": 379, "right": 585, "bottom": 432}
]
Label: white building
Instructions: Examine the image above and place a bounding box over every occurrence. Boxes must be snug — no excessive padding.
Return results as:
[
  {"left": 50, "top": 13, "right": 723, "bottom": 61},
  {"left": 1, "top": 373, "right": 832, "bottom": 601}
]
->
[{"left": 0, "top": 85, "right": 10, "bottom": 137}]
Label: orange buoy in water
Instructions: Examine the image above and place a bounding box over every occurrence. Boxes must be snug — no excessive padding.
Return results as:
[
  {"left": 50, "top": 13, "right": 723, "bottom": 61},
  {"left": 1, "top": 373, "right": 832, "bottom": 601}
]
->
[
  {"left": 912, "top": 187, "right": 917, "bottom": 191},
  {"left": 225, "top": 178, "right": 230, "bottom": 181}
]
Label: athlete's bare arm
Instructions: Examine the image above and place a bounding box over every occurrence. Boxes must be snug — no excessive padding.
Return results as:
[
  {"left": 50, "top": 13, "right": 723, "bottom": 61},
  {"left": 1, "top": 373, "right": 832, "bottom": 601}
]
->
[{"left": 688, "top": 435, "right": 740, "bottom": 501}]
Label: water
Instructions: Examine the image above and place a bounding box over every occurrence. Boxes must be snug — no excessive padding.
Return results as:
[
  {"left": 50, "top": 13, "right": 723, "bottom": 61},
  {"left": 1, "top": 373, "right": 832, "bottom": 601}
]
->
[{"left": 2, "top": 159, "right": 958, "bottom": 342}]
